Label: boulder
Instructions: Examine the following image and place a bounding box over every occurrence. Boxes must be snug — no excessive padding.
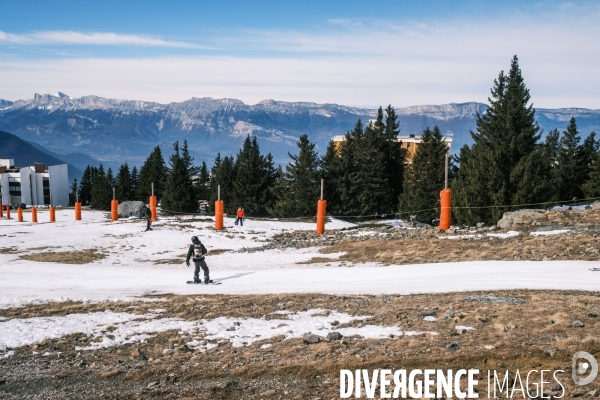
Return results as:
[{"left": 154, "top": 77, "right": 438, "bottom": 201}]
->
[
  {"left": 326, "top": 332, "right": 343, "bottom": 341},
  {"left": 302, "top": 333, "right": 320, "bottom": 344},
  {"left": 592, "top": 201, "right": 600, "bottom": 210},
  {"left": 118, "top": 201, "right": 146, "bottom": 218},
  {"left": 497, "top": 209, "right": 545, "bottom": 228}
]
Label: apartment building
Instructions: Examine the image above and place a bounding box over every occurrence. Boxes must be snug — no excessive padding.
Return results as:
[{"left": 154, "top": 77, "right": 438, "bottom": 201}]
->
[{"left": 0, "top": 159, "right": 69, "bottom": 207}]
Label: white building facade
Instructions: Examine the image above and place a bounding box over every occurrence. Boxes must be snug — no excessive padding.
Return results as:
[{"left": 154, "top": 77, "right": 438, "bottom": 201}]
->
[{"left": 0, "top": 159, "right": 69, "bottom": 207}]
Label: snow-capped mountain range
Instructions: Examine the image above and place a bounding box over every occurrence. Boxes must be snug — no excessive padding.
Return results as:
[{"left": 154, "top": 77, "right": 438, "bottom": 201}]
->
[{"left": 1, "top": 93, "right": 599, "bottom": 171}]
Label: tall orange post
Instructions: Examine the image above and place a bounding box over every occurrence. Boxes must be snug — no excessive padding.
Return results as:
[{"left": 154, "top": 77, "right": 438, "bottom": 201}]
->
[
  {"left": 0, "top": 203, "right": 3, "bottom": 218},
  {"left": 316, "top": 179, "right": 326, "bottom": 235},
  {"left": 17, "top": 207, "right": 23, "bottom": 222},
  {"left": 75, "top": 202, "right": 82, "bottom": 221},
  {"left": 150, "top": 196, "right": 157, "bottom": 221},
  {"left": 6, "top": 205, "right": 10, "bottom": 219},
  {"left": 316, "top": 200, "right": 327, "bottom": 234},
  {"left": 440, "top": 189, "right": 451, "bottom": 230},
  {"left": 439, "top": 153, "right": 451, "bottom": 231},
  {"left": 215, "top": 200, "right": 224, "bottom": 230},
  {"left": 49, "top": 206, "right": 56, "bottom": 222},
  {"left": 31, "top": 207, "right": 38, "bottom": 223},
  {"left": 111, "top": 200, "right": 118, "bottom": 221}
]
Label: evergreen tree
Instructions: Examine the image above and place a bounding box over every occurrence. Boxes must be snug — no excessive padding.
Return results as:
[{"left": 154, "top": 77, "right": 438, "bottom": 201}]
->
[
  {"left": 79, "top": 166, "right": 93, "bottom": 206},
  {"left": 451, "top": 55, "right": 549, "bottom": 225},
  {"left": 137, "top": 146, "right": 167, "bottom": 202},
  {"left": 382, "top": 105, "right": 406, "bottom": 208},
  {"left": 319, "top": 139, "right": 343, "bottom": 214},
  {"left": 577, "top": 131, "right": 598, "bottom": 195},
  {"left": 211, "top": 152, "right": 222, "bottom": 176},
  {"left": 583, "top": 148, "right": 600, "bottom": 198},
  {"left": 131, "top": 166, "right": 139, "bottom": 198},
  {"left": 209, "top": 155, "right": 236, "bottom": 214},
  {"left": 232, "top": 136, "right": 270, "bottom": 215},
  {"left": 270, "top": 134, "right": 320, "bottom": 217},
  {"left": 115, "top": 163, "right": 133, "bottom": 201},
  {"left": 107, "top": 168, "right": 115, "bottom": 188},
  {"left": 69, "top": 178, "right": 78, "bottom": 206},
  {"left": 556, "top": 117, "right": 584, "bottom": 200},
  {"left": 197, "top": 161, "right": 211, "bottom": 201},
  {"left": 90, "top": 164, "right": 112, "bottom": 210},
  {"left": 399, "top": 126, "right": 449, "bottom": 223},
  {"left": 161, "top": 142, "right": 197, "bottom": 213}
]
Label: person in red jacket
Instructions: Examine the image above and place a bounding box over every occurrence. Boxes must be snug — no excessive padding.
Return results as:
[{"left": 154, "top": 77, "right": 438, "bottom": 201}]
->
[{"left": 235, "top": 207, "right": 245, "bottom": 226}]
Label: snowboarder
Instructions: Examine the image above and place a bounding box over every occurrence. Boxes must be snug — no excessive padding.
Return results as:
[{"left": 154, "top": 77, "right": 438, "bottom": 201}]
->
[
  {"left": 142, "top": 204, "right": 152, "bottom": 231},
  {"left": 235, "top": 207, "right": 245, "bottom": 226},
  {"left": 186, "top": 236, "right": 212, "bottom": 284}
]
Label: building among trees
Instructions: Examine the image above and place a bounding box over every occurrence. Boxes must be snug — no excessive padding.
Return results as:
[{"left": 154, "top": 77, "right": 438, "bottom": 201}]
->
[{"left": 0, "top": 159, "right": 69, "bottom": 207}]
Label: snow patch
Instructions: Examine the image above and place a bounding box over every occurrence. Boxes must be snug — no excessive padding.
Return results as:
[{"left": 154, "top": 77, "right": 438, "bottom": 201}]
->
[
  {"left": 488, "top": 231, "right": 520, "bottom": 238},
  {"left": 531, "top": 230, "right": 570, "bottom": 236}
]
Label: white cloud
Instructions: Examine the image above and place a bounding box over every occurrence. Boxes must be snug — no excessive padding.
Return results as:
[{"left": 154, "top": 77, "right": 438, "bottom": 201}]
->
[{"left": 0, "top": 30, "right": 200, "bottom": 48}]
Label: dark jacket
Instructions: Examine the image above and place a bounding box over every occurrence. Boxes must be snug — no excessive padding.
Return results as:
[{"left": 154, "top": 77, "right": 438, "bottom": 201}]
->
[
  {"left": 186, "top": 243, "right": 207, "bottom": 263},
  {"left": 142, "top": 206, "right": 151, "bottom": 218}
]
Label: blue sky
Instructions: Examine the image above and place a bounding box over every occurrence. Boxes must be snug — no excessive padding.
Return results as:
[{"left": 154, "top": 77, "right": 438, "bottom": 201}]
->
[{"left": 1, "top": 0, "right": 599, "bottom": 108}]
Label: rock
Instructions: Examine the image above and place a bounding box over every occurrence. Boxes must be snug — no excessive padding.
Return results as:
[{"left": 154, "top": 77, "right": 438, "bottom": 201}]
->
[
  {"left": 588, "top": 313, "right": 597, "bottom": 318},
  {"left": 303, "top": 333, "right": 320, "bottom": 344},
  {"left": 326, "top": 332, "right": 343, "bottom": 341},
  {"left": 494, "top": 323, "right": 509, "bottom": 332},
  {"left": 476, "top": 222, "right": 485, "bottom": 228},
  {"left": 463, "top": 295, "right": 526, "bottom": 305},
  {"left": 587, "top": 389, "right": 600, "bottom": 397},
  {"left": 592, "top": 201, "right": 600, "bottom": 210},
  {"left": 549, "top": 383, "right": 562, "bottom": 392},
  {"left": 544, "top": 349, "right": 557, "bottom": 358},
  {"left": 131, "top": 348, "right": 147, "bottom": 360},
  {"left": 444, "top": 309, "right": 455, "bottom": 320},
  {"left": 497, "top": 209, "right": 546, "bottom": 228},
  {"left": 0, "top": 378, "right": 6, "bottom": 385},
  {"left": 260, "top": 389, "right": 276, "bottom": 397},
  {"left": 419, "top": 308, "right": 437, "bottom": 317},
  {"left": 571, "top": 391, "right": 585, "bottom": 397},
  {"left": 118, "top": 201, "right": 146, "bottom": 218},
  {"left": 147, "top": 381, "right": 159, "bottom": 389},
  {"left": 447, "top": 343, "right": 459, "bottom": 351},
  {"left": 573, "top": 321, "right": 585, "bottom": 328}
]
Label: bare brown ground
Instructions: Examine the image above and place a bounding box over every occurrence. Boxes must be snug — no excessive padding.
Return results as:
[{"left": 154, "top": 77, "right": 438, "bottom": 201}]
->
[
  {"left": 19, "top": 248, "right": 107, "bottom": 264},
  {"left": 318, "top": 231, "right": 600, "bottom": 265},
  {"left": 1, "top": 291, "right": 600, "bottom": 399}
]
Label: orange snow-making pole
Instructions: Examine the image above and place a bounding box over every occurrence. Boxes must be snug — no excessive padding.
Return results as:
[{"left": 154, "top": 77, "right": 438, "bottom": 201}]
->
[
  {"left": 17, "top": 207, "right": 23, "bottom": 222},
  {"left": 439, "top": 153, "right": 451, "bottom": 231},
  {"left": 150, "top": 183, "right": 157, "bottom": 221},
  {"left": 215, "top": 185, "right": 224, "bottom": 230},
  {"left": 49, "top": 206, "right": 56, "bottom": 222},
  {"left": 111, "top": 187, "right": 118, "bottom": 222},
  {"left": 31, "top": 207, "right": 38, "bottom": 223},
  {"left": 0, "top": 202, "right": 3, "bottom": 218},
  {"left": 6, "top": 205, "right": 10, "bottom": 219},
  {"left": 75, "top": 202, "right": 82, "bottom": 220},
  {"left": 316, "top": 179, "right": 326, "bottom": 235}
]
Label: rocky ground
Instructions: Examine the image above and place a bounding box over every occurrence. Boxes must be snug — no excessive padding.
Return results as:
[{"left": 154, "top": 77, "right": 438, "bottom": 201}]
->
[{"left": 1, "top": 291, "right": 600, "bottom": 399}]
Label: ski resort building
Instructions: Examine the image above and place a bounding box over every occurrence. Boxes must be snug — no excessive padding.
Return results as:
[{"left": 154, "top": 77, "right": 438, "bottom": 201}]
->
[
  {"left": 331, "top": 134, "right": 452, "bottom": 164},
  {"left": 0, "top": 159, "right": 69, "bottom": 207}
]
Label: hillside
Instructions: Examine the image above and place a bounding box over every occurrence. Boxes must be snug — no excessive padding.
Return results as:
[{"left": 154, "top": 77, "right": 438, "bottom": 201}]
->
[
  {"left": 0, "top": 130, "right": 82, "bottom": 180},
  {"left": 1, "top": 93, "right": 599, "bottom": 167}
]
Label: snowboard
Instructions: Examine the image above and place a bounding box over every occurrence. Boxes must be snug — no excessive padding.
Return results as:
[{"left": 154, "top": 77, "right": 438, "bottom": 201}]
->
[
  {"left": 186, "top": 280, "right": 222, "bottom": 285},
  {"left": 590, "top": 268, "right": 600, "bottom": 271}
]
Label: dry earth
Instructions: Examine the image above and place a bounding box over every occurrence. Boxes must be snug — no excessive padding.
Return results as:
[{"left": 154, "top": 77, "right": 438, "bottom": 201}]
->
[{"left": 1, "top": 291, "right": 600, "bottom": 399}]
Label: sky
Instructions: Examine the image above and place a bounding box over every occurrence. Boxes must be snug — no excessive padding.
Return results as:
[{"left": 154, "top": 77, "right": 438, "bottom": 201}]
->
[{"left": 0, "top": 0, "right": 599, "bottom": 109}]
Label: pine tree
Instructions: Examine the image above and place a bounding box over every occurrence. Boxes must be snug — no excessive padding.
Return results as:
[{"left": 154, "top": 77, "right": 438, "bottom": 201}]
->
[
  {"left": 337, "top": 119, "right": 365, "bottom": 216},
  {"left": 582, "top": 148, "right": 600, "bottom": 198},
  {"left": 161, "top": 142, "right": 197, "bottom": 213},
  {"left": 90, "top": 164, "right": 112, "bottom": 210},
  {"left": 107, "top": 168, "right": 115, "bottom": 189},
  {"left": 451, "top": 55, "right": 549, "bottom": 225},
  {"left": 232, "top": 136, "right": 270, "bottom": 215},
  {"left": 197, "top": 161, "right": 211, "bottom": 201},
  {"left": 319, "top": 139, "right": 343, "bottom": 214},
  {"left": 69, "top": 178, "right": 79, "bottom": 206},
  {"left": 115, "top": 163, "right": 133, "bottom": 201},
  {"left": 577, "top": 131, "right": 598, "bottom": 196},
  {"left": 399, "top": 126, "right": 449, "bottom": 223},
  {"left": 556, "top": 117, "right": 584, "bottom": 201},
  {"left": 79, "top": 166, "right": 93, "bottom": 206},
  {"left": 209, "top": 155, "right": 236, "bottom": 214},
  {"left": 271, "top": 134, "right": 320, "bottom": 217},
  {"left": 383, "top": 105, "right": 406, "bottom": 209},
  {"left": 131, "top": 166, "right": 139, "bottom": 197},
  {"left": 137, "top": 146, "right": 167, "bottom": 202}
]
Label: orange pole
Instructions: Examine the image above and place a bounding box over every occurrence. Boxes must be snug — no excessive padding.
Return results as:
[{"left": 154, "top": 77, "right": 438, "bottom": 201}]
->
[
  {"left": 31, "top": 207, "right": 38, "bottom": 223},
  {"left": 316, "top": 200, "right": 327, "bottom": 234},
  {"left": 6, "top": 205, "right": 10, "bottom": 219},
  {"left": 75, "top": 202, "right": 82, "bottom": 220},
  {"left": 111, "top": 200, "right": 118, "bottom": 221},
  {"left": 0, "top": 203, "right": 3, "bottom": 218},
  {"left": 149, "top": 195, "right": 157, "bottom": 221},
  {"left": 50, "top": 206, "right": 56, "bottom": 222},
  {"left": 17, "top": 207, "right": 23, "bottom": 222},
  {"left": 215, "top": 200, "right": 224, "bottom": 230},
  {"left": 439, "top": 189, "right": 451, "bottom": 230}
]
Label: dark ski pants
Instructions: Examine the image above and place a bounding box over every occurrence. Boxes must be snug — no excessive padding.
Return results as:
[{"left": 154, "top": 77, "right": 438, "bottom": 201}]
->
[
  {"left": 193, "top": 259, "right": 209, "bottom": 281},
  {"left": 145, "top": 218, "right": 152, "bottom": 231},
  {"left": 235, "top": 217, "right": 243, "bottom": 226}
]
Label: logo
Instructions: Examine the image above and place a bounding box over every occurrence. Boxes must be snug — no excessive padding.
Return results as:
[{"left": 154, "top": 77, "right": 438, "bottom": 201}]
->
[{"left": 572, "top": 351, "right": 598, "bottom": 386}]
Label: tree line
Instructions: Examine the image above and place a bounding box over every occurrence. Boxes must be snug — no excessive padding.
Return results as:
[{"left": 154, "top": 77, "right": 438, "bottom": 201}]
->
[{"left": 72, "top": 56, "right": 599, "bottom": 226}]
